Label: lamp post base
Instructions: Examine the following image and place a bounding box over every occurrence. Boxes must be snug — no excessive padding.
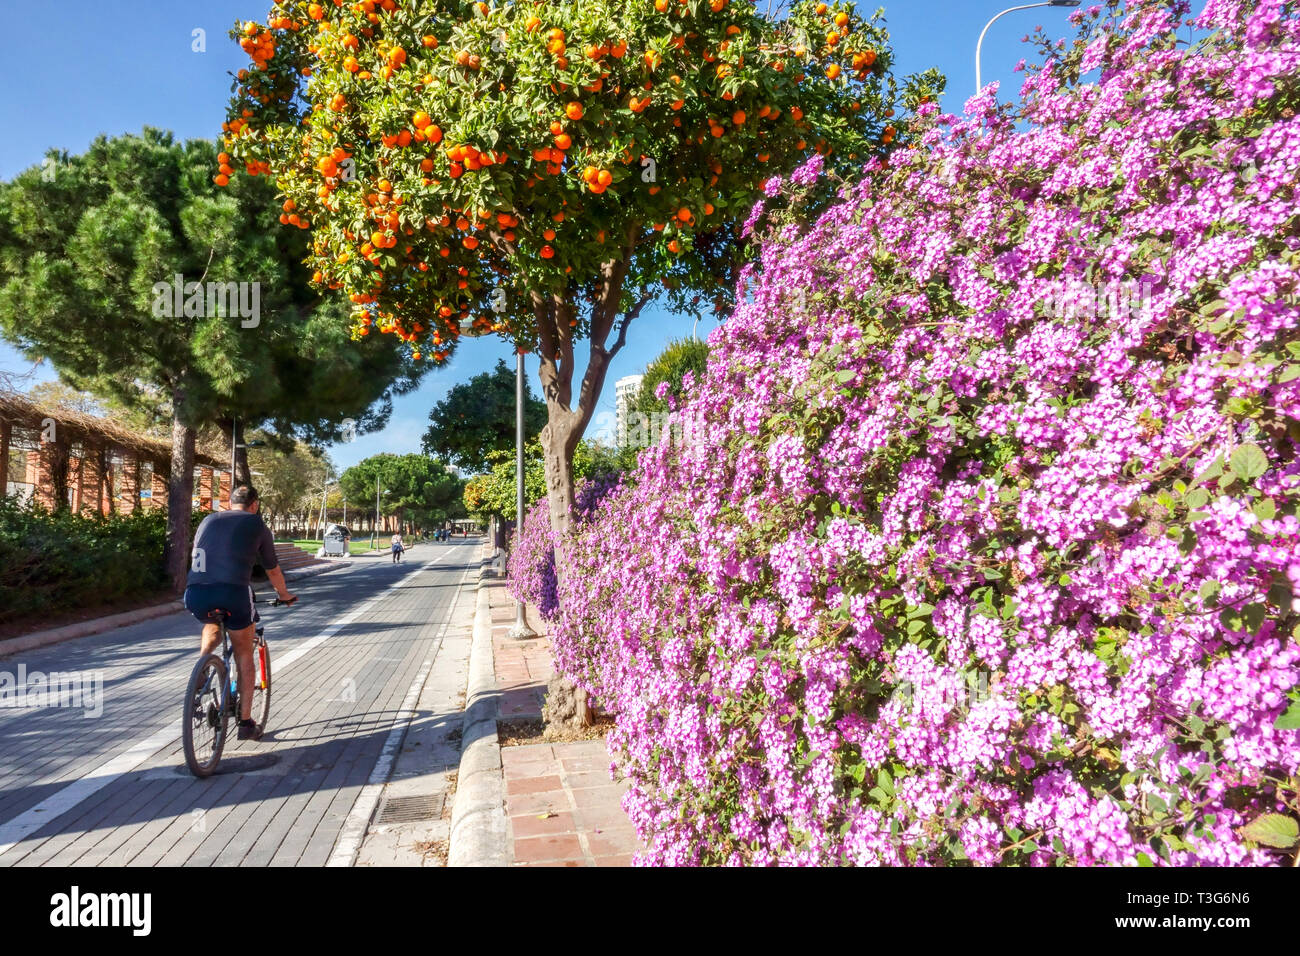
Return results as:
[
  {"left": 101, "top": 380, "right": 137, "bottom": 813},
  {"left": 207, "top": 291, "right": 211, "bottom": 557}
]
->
[{"left": 508, "top": 605, "right": 537, "bottom": 640}]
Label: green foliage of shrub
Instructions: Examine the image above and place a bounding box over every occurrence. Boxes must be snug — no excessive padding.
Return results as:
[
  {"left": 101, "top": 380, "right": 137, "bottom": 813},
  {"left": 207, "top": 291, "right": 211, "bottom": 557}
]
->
[{"left": 0, "top": 498, "right": 204, "bottom": 624}]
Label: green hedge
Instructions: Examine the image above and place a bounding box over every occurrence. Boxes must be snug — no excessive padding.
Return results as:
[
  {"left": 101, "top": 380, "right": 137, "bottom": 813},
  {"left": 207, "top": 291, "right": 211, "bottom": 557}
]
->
[{"left": 0, "top": 497, "right": 203, "bottom": 625}]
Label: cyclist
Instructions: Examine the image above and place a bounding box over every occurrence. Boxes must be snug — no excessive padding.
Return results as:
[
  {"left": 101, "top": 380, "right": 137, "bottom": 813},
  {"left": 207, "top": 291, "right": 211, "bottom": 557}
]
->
[{"left": 183, "top": 485, "right": 296, "bottom": 741}]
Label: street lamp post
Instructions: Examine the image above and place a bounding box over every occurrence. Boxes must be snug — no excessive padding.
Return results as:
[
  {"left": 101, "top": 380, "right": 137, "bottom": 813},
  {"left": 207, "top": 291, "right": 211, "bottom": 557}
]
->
[
  {"left": 372, "top": 472, "right": 381, "bottom": 551},
  {"left": 454, "top": 315, "right": 536, "bottom": 637},
  {"left": 508, "top": 346, "right": 536, "bottom": 639},
  {"left": 227, "top": 417, "right": 265, "bottom": 507},
  {"left": 229, "top": 418, "right": 238, "bottom": 506},
  {"left": 975, "top": 1, "right": 1079, "bottom": 94}
]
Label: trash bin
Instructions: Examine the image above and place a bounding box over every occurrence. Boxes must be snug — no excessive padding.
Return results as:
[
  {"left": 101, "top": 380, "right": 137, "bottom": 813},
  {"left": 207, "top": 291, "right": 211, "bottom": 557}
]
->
[{"left": 322, "top": 524, "right": 351, "bottom": 557}]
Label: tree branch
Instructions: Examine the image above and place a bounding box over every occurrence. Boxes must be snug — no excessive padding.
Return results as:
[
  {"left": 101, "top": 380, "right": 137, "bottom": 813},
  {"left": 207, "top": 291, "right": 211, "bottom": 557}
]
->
[
  {"left": 590, "top": 222, "right": 639, "bottom": 348},
  {"left": 484, "top": 228, "right": 517, "bottom": 262},
  {"left": 552, "top": 293, "right": 574, "bottom": 410},
  {"left": 608, "top": 293, "right": 652, "bottom": 362},
  {"left": 534, "top": 293, "right": 565, "bottom": 412}
]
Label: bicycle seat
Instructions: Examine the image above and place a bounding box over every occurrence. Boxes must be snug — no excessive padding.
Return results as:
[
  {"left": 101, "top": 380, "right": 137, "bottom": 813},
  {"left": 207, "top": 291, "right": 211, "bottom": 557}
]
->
[{"left": 203, "top": 608, "right": 231, "bottom": 622}]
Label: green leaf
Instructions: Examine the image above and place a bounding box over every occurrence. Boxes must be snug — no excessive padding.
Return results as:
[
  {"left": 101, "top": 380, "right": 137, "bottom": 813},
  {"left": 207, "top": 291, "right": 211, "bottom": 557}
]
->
[
  {"left": 1274, "top": 701, "right": 1300, "bottom": 731},
  {"left": 1198, "top": 580, "right": 1220, "bottom": 603},
  {"left": 835, "top": 369, "right": 856, "bottom": 384},
  {"left": 1253, "top": 497, "right": 1276, "bottom": 520},
  {"left": 1268, "top": 577, "right": 1293, "bottom": 609},
  {"left": 1238, "top": 813, "right": 1299, "bottom": 849},
  {"left": 1229, "top": 443, "right": 1268, "bottom": 482},
  {"left": 1192, "top": 455, "right": 1224, "bottom": 487},
  {"left": 1185, "top": 488, "right": 1209, "bottom": 509},
  {"left": 877, "top": 768, "right": 895, "bottom": 797}
]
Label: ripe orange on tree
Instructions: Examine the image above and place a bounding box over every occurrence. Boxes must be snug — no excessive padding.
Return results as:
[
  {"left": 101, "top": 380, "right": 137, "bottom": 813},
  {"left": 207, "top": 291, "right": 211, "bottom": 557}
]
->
[{"left": 222, "top": 0, "right": 930, "bottom": 533}]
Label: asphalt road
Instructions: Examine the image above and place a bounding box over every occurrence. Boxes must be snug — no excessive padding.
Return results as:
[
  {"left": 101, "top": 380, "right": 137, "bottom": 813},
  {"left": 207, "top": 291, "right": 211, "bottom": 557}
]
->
[{"left": 0, "top": 540, "right": 480, "bottom": 867}]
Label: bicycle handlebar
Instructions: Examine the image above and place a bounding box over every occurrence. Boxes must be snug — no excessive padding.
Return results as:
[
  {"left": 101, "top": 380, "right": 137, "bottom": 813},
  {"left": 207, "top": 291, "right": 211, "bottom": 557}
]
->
[{"left": 270, "top": 596, "right": 298, "bottom": 607}]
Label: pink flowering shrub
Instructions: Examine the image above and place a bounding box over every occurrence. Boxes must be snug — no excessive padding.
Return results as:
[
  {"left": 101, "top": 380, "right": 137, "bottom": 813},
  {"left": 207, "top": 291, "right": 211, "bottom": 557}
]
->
[
  {"left": 509, "top": 473, "right": 622, "bottom": 621},
  {"left": 551, "top": 0, "right": 1300, "bottom": 866},
  {"left": 508, "top": 498, "right": 560, "bottom": 619}
]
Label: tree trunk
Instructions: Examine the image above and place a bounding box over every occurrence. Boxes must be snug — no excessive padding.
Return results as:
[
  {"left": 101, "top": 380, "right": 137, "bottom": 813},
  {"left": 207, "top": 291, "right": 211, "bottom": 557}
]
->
[
  {"left": 165, "top": 389, "right": 197, "bottom": 594},
  {"left": 539, "top": 417, "right": 578, "bottom": 538},
  {"left": 46, "top": 438, "right": 71, "bottom": 512},
  {"left": 100, "top": 448, "right": 115, "bottom": 516},
  {"left": 528, "top": 239, "right": 648, "bottom": 730}
]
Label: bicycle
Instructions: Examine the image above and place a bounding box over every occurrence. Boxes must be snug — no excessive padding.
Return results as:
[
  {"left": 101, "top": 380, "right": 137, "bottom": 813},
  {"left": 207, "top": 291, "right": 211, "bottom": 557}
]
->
[{"left": 181, "top": 595, "right": 295, "bottom": 778}]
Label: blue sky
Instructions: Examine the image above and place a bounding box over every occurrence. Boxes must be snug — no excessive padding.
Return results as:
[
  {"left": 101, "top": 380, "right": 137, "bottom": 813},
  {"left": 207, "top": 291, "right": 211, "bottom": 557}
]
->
[{"left": 0, "top": 0, "right": 1085, "bottom": 472}]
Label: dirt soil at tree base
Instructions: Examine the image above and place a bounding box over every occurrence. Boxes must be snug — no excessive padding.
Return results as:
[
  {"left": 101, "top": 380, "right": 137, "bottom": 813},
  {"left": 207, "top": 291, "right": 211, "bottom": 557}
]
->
[{"left": 498, "top": 716, "right": 616, "bottom": 747}]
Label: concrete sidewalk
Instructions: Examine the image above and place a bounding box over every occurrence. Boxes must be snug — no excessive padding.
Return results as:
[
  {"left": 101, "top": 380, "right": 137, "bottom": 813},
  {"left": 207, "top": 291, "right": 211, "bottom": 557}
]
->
[{"left": 451, "top": 558, "right": 641, "bottom": 866}]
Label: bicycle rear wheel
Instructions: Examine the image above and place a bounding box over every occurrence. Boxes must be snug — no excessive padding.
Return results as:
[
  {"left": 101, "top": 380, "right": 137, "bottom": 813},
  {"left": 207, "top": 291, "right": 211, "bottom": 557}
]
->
[
  {"left": 183, "top": 653, "right": 230, "bottom": 777},
  {"left": 250, "top": 638, "right": 271, "bottom": 731}
]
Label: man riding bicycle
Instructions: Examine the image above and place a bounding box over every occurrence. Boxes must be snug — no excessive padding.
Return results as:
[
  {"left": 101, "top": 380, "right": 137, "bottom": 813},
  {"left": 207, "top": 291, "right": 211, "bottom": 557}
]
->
[{"left": 183, "top": 485, "right": 296, "bottom": 741}]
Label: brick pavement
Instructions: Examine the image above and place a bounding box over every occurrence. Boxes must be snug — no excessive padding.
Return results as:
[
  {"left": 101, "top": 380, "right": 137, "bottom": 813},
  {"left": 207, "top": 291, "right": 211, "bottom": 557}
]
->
[
  {"left": 487, "top": 584, "right": 642, "bottom": 866},
  {"left": 490, "top": 597, "right": 551, "bottom": 721},
  {"left": 502, "top": 741, "right": 638, "bottom": 866},
  {"left": 0, "top": 543, "right": 478, "bottom": 867}
]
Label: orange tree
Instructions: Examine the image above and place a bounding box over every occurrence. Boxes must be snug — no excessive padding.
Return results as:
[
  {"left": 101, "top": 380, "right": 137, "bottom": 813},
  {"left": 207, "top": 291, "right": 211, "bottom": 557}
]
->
[{"left": 223, "top": 0, "right": 940, "bottom": 534}]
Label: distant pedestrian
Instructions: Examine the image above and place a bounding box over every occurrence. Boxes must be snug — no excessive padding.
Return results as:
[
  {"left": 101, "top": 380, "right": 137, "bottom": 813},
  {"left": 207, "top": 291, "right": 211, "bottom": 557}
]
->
[{"left": 390, "top": 532, "right": 404, "bottom": 563}]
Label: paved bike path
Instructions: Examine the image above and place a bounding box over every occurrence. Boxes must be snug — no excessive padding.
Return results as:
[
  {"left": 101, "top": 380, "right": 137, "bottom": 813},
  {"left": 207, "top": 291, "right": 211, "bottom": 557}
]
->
[{"left": 0, "top": 541, "right": 478, "bottom": 867}]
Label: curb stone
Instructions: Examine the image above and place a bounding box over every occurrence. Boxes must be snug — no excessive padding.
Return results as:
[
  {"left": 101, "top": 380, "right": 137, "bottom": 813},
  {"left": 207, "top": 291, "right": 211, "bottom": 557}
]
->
[
  {"left": 0, "top": 560, "right": 344, "bottom": 660},
  {"left": 447, "top": 552, "right": 511, "bottom": 867},
  {"left": 0, "top": 601, "right": 185, "bottom": 659}
]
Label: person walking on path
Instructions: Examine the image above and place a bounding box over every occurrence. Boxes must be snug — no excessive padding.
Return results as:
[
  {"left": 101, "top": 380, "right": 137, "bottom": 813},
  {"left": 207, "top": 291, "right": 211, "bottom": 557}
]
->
[{"left": 390, "top": 531, "right": 404, "bottom": 564}]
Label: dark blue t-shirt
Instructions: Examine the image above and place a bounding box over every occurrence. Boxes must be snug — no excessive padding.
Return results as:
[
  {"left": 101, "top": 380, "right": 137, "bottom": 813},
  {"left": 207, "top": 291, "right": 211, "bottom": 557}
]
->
[{"left": 187, "top": 510, "right": 279, "bottom": 587}]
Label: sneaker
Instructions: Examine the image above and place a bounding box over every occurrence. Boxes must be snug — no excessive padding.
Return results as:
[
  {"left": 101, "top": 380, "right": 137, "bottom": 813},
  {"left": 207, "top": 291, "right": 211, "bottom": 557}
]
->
[{"left": 237, "top": 718, "right": 263, "bottom": 741}]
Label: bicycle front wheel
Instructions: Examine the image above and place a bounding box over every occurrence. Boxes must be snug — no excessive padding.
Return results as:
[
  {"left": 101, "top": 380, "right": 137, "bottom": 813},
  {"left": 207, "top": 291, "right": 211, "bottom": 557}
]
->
[
  {"left": 183, "top": 653, "right": 230, "bottom": 778},
  {"left": 250, "top": 638, "right": 271, "bottom": 732}
]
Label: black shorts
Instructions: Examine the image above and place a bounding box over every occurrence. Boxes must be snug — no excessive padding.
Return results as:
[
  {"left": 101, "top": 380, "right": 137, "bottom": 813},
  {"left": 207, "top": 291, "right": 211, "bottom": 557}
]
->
[{"left": 184, "top": 583, "right": 257, "bottom": 630}]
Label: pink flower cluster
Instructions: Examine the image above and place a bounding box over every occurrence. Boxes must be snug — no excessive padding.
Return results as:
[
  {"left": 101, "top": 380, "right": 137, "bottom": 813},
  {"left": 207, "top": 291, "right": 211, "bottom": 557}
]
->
[
  {"left": 550, "top": 0, "right": 1300, "bottom": 866},
  {"left": 509, "top": 473, "right": 621, "bottom": 620}
]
